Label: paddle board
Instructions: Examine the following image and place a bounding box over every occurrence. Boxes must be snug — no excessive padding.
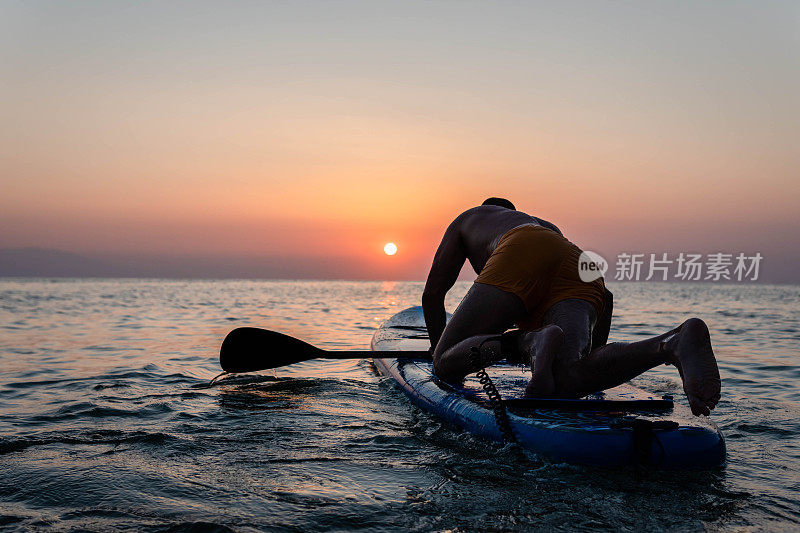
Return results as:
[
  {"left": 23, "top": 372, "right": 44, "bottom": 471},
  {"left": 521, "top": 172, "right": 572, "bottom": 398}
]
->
[{"left": 372, "top": 306, "right": 725, "bottom": 469}]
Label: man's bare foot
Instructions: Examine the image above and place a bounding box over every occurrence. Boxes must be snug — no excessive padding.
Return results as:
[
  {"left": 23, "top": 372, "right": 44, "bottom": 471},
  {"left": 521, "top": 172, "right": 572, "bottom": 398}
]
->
[
  {"left": 521, "top": 325, "right": 563, "bottom": 398},
  {"left": 664, "top": 318, "right": 721, "bottom": 416}
]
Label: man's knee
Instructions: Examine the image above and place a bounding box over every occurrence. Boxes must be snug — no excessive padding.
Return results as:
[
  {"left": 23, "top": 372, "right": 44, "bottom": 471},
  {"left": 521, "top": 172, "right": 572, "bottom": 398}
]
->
[
  {"left": 431, "top": 351, "right": 444, "bottom": 376},
  {"left": 431, "top": 352, "right": 462, "bottom": 384},
  {"left": 431, "top": 337, "right": 454, "bottom": 362},
  {"left": 431, "top": 358, "right": 447, "bottom": 381}
]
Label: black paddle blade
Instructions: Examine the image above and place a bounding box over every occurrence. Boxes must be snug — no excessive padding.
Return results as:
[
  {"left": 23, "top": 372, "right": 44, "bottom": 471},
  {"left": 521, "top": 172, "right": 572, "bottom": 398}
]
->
[{"left": 219, "top": 327, "right": 325, "bottom": 372}]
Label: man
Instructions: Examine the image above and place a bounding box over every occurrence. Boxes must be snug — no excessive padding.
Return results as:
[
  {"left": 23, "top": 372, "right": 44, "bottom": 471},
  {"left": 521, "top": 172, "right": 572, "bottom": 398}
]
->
[{"left": 422, "top": 198, "right": 721, "bottom": 416}]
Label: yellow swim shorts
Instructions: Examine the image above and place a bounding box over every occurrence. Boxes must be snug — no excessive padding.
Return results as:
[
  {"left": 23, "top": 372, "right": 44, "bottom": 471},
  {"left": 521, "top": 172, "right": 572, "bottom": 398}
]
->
[{"left": 475, "top": 225, "right": 606, "bottom": 330}]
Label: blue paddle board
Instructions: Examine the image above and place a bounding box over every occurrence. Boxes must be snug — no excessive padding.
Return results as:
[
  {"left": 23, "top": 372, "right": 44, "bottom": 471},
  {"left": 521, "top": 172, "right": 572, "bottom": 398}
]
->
[{"left": 372, "top": 306, "right": 725, "bottom": 469}]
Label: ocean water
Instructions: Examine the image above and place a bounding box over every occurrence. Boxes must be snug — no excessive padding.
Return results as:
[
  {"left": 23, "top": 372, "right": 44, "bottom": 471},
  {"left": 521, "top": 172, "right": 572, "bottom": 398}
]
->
[{"left": 1, "top": 279, "right": 798, "bottom": 532}]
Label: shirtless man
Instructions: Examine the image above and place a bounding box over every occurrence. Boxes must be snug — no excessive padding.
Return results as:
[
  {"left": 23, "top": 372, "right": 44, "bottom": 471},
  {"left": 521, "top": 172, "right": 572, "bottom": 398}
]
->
[{"left": 422, "top": 198, "right": 721, "bottom": 416}]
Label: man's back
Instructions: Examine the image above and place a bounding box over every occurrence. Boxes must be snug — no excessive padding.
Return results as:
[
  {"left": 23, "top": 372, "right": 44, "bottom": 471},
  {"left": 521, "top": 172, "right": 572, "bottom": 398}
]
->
[{"left": 456, "top": 205, "right": 561, "bottom": 275}]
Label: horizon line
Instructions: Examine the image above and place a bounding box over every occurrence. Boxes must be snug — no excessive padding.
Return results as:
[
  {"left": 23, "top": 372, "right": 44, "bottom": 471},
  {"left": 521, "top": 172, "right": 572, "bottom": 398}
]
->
[{"left": 0, "top": 276, "right": 795, "bottom": 287}]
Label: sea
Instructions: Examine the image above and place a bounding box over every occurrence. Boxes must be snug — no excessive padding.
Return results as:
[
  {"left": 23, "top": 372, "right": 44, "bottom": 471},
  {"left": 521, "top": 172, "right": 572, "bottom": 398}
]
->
[{"left": 1, "top": 279, "right": 798, "bottom": 532}]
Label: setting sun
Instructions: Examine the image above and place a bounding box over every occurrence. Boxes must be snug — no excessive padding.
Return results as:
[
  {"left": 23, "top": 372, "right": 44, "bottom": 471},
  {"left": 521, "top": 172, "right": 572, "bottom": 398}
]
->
[{"left": 384, "top": 242, "right": 398, "bottom": 256}]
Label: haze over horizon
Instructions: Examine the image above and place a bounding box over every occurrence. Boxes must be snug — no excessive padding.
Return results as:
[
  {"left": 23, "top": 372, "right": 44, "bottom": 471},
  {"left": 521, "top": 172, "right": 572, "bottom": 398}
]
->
[{"left": 2, "top": 1, "right": 799, "bottom": 282}]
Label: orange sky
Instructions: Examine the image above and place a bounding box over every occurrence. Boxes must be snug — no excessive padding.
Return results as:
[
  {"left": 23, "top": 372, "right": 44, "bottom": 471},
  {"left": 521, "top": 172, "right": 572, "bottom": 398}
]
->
[{"left": 2, "top": 2, "right": 798, "bottom": 280}]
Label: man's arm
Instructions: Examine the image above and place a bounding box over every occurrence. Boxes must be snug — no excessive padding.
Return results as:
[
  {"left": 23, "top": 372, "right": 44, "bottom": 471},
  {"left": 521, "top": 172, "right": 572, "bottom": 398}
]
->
[{"left": 422, "top": 219, "right": 466, "bottom": 353}]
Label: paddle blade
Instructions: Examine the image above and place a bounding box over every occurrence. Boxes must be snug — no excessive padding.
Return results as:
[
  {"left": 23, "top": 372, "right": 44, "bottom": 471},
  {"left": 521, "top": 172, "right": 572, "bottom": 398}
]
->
[{"left": 219, "top": 327, "right": 325, "bottom": 372}]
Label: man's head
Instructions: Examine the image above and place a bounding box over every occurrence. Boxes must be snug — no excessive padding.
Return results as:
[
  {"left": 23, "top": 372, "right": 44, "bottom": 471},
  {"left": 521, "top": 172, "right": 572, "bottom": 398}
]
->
[{"left": 482, "top": 197, "right": 515, "bottom": 210}]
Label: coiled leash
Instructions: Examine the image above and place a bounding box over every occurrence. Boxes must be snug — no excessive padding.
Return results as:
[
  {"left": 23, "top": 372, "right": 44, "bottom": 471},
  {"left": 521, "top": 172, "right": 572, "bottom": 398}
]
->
[{"left": 468, "top": 334, "right": 525, "bottom": 456}]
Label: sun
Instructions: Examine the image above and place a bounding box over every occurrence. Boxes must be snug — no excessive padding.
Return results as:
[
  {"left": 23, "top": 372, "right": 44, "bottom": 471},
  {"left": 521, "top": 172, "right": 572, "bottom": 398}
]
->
[{"left": 384, "top": 242, "right": 398, "bottom": 256}]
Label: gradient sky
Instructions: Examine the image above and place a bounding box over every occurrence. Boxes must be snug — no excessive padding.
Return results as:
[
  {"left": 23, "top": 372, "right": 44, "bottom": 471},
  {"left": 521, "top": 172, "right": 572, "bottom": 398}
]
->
[{"left": 2, "top": 1, "right": 798, "bottom": 280}]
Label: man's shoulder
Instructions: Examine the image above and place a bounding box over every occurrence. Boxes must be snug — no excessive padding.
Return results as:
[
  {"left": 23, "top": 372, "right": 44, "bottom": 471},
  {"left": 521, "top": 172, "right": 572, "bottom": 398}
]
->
[
  {"left": 456, "top": 205, "right": 485, "bottom": 218},
  {"left": 447, "top": 206, "right": 490, "bottom": 233},
  {"left": 447, "top": 206, "right": 482, "bottom": 228}
]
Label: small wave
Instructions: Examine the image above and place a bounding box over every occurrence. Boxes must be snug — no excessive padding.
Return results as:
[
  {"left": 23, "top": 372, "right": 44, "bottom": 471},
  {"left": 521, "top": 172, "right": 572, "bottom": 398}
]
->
[
  {"left": 29, "top": 401, "right": 174, "bottom": 423},
  {"left": 4, "top": 367, "right": 196, "bottom": 392},
  {"left": 93, "top": 382, "right": 130, "bottom": 390},
  {"left": 752, "top": 364, "right": 800, "bottom": 376},
  {"left": 147, "top": 521, "right": 237, "bottom": 533},
  {"left": 0, "top": 515, "right": 24, "bottom": 527},
  {"left": 0, "top": 430, "right": 181, "bottom": 455},
  {"left": 735, "top": 422, "right": 797, "bottom": 438},
  {"left": 81, "top": 345, "right": 120, "bottom": 352}
]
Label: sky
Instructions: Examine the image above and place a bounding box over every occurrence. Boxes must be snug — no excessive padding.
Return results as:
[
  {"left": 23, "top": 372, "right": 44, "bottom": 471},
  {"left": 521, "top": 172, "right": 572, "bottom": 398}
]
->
[{"left": 1, "top": 1, "right": 798, "bottom": 281}]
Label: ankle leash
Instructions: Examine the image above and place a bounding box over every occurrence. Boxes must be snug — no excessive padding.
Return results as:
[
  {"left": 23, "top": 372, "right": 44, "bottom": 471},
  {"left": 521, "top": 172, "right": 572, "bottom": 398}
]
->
[{"left": 469, "top": 336, "right": 520, "bottom": 451}]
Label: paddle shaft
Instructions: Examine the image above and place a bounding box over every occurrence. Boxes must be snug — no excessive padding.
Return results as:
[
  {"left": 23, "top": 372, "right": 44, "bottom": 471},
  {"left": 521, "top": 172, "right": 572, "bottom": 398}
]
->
[{"left": 317, "top": 350, "right": 431, "bottom": 360}]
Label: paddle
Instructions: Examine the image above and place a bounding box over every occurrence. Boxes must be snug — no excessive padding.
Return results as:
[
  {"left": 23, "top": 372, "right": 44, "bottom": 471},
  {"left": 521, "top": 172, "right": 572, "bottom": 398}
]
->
[{"left": 219, "top": 327, "right": 432, "bottom": 373}]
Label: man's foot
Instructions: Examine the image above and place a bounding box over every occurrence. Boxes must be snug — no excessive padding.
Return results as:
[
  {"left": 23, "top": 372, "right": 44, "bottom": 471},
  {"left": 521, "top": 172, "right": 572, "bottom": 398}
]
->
[
  {"left": 664, "top": 318, "right": 721, "bottom": 416},
  {"left": 521, "top": 325, "right": 563, "bottom": 398}
]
